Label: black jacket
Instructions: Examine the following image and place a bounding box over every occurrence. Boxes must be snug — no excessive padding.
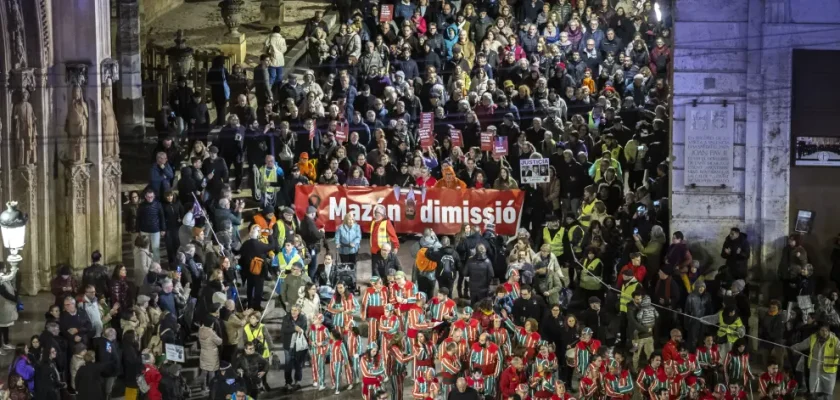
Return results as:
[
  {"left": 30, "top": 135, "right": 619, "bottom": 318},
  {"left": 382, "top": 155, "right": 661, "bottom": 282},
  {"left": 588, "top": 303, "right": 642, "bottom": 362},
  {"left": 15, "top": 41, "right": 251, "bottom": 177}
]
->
[
  {"left": 315, "top": 263, "right": 339, "bottom": 287},
  {"left": 210, "top": 371, "right": 243, "bottom": 400},
  {"left": 82, "top": 264, "right": 111, "bottom": 300},
  {"left": 465, "top": 254, "right": 494, "bottom": 295},
  {"left": 75, "top": 360, "right": 114, "bottom": 400},
  {"left": 59, "top": 309, "right": 93, "bottom": 345},
  {"left": 580, "top": 307, "right": 614, "bottom": 343},
  {"left": 122, "top": 344, "right": 143, "bottom": 389},
  {"left": 34, "top": 360, "right": 63, "bottom": 400},
  {"left": 239, "top": 238, "right": 275, "bottom": 279},
  {"left": 721, "top": 233, "right": 750, "bottom": 279},
  {"left": 299, "top": 216, "right": 324, "bottom": 249},
  {"left": 280, "top": 313, "right": 308, "bottom": 349},
  {"left": 511, "top": 295, "right": 546, "bottom": 326},
  {"left": 136, "top": 201, "right": 166, "bottom": 234},
  {"left": 94, "top": 337, "right": 122, "bottom": 377}
]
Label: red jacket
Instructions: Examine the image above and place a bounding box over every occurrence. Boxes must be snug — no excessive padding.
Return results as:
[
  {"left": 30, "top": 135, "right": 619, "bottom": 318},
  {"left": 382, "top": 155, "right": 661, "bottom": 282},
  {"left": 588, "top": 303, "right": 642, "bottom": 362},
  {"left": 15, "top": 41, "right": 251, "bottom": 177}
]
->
[
  {"left": 144, "top": 365, "right": 163, "bottom": 400},
  {"left": 616, "top": 263, "right": 647, "bottom": 287},
  {"left": 662, "top": 340, "right": 679, "bottom": 363},
  {"left": 500, "top": 366, "right": 525, "bottom": 398}
]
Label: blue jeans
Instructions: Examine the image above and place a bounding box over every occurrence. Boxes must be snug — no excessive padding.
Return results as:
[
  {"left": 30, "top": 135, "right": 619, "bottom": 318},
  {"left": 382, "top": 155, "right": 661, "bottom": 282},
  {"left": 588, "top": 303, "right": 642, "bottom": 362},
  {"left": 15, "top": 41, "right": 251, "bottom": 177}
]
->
[
  {"left": 284, "top": 349, "right": 305, "bottom": 384},
  {"left": 268, "top": 66, "right": 284, "bottom": 87},
  {"left": 308, "top": 247, "right": 319, "bottom": 282}
]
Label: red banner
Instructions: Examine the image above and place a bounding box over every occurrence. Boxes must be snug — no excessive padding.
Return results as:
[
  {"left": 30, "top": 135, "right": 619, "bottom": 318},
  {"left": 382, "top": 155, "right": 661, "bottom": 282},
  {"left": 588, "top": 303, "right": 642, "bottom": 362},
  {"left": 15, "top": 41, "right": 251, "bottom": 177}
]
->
[
  {"left": 336, "top": 121, "right": 349, "bottom": 143},
  {"left": 480, "top": 131, "right": 494, "bottom": 151},
  {"left": 295, "top": 185, "right": 524, "bottom": 235},
  {"left": 450, "top": 128, "right": 463, "bottom": 147}
]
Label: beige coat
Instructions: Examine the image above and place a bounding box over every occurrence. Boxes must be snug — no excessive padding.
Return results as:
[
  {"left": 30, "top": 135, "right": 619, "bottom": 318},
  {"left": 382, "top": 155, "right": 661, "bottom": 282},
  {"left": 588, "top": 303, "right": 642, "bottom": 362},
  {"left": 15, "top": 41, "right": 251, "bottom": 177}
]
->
[
  {"left": 129, "top": 305, "right": 150, "bottom": 343},
  {"left": 224, "top": 310, "right": 252, "bottom": 346},
  {"left": 264, "top": 33, "right": 288, "bottom": 67},
  {"left": 133, "top": 246, "right": 154, "bottom": 283},
  {"left": 199, "top": 325, "right": 223, "bottom": 372}
]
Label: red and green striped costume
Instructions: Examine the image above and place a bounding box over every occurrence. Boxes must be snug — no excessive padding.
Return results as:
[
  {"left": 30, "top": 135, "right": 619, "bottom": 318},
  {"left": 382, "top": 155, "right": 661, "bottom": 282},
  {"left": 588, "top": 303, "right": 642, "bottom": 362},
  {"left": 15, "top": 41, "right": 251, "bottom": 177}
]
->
[
  {"left": 572, "top": 339, "right": 602, "bottom": 375},
  {"left": 308, "top": 324, "right": 330, "bottom": 385},
  {"left": 758, "top": 371, "right": 782, "bottom": 397},
  {"left": 439, "top": 336, "right": 468, "bottom": 364},
  {"left": 390, "top": 281, "right": 418, "bottom": 317},
  {"left": 451, "top": 318, "right": 482, "bottom": 345},
  {"left": 578, "top": 376, "right": 600, "bottom": 400},
  {"left": 412, "top": 341, "right": 436, "bottom": 378},
  {"left": 360, "top": 353, "right": 385, "bottom": 400},
  {"left": 722, "top": 352, "right": 752, "bottom": 387},
  {"left": 379, "top": 314, "right": 401, "bottom": 367},
  {"left": 406, "top": 305, "right": 434, "bottom": 343},
  {"left": 604, "top": 369, "right": 634, "bottom": 400},
  {"left": 387, "top": 344, "right": 413, "bottom": 400},
  {"left": 439, "top": 352, "right": 462, "bottom": 399},
  {"left": 429, "top": 297, "right": 457, "bottom": 322},
  {"left": 505, "top": 318, "right": 543, "bottom": 361},
  {"left": 636, "top": 365, "right": 663, "bottom": 398},
  {"left": 487, "top": 326, "right": 512, "bottom": 357},
  {"left": 327, "top": 293, "right": 359, "bottom": 332},
  {"left": 503, "top": 281, "right": 521, "bottom": 300},
  {"left": 329, "top": 339, "right": 353, "bottom": 391},
  {"left": 696, "top": 344, "right": 721, "bottom": 368},
  {"left": 361, "top": 286, "right": 389, "bottom": 343},
  {"left": 647, "top": 371, "right": 686, "bottom": 400},
  {"left": 529, "top": 371, "right": 556, "bottom": 400},
  {"left": 347, "top": 329, "right": 365, "bottom": 381},
  {"left": 412, "top": 376, "right": 440, "bottom": 400},
  {"left": 677, "top": 353, "right": 702, "bottom": 379},
  {"left": 469, "top": 341, "right": 502, "bottom": 398}
]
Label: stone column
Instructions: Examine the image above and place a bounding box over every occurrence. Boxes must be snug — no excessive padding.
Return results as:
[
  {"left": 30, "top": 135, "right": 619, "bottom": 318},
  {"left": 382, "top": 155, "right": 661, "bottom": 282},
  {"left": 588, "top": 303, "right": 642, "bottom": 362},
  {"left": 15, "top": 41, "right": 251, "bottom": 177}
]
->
[
  {"left": 261, "top": 0, "right": 286, "bottom": 25},
  {"left": 8, "top": 68, "right": 40, "bottom": 294},
  {"left": 100, "top": 58, "right": 123, "bottom": 264},
  {"left": 117, "top": 0, "right": 145, "bottom": 143},
  {"left": 62, "top": 64, "right": 93, "bottom": 273}
]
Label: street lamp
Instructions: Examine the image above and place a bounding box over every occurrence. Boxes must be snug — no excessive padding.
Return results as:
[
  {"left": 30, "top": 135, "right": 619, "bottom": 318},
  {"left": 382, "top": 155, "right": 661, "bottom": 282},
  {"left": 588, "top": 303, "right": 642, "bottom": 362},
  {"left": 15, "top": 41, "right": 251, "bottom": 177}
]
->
[{"left": 0, "top": 201, "right": 28, "bottom": 272}]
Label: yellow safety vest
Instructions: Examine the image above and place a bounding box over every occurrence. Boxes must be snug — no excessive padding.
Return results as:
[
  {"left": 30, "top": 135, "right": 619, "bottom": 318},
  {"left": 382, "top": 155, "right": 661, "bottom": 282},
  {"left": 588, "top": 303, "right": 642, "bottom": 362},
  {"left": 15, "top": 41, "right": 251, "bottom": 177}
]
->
[
  {"left": 579, "top": 258, "right": 602, "bottom": 291},
  {"left": 276, "top": 251, "right": 303, "bottom": 275},
  {"left": 542, "top": 225, "right": 584, "bottom": 257},
  {"left": 716, "top": 313, "right": 744, "bottom": 344},
  {"left": 601, "top": 144, "right": 622, "bottom": 162},
  {"left": 619, "top": 280, "right": 639, "bottom": 313},
  {"left": 260, "top": 166, "right": 280, "bottom": 194},
  {"left": 580, "top": 201, "right": 597, "bottom": 227},
  {"left": 371, "top": 220, "right": 389, "bottom": 250},
  {"left": 277, "top": 220, "right": 296, "bottom": 245},
  {"left": 244, "top": 323, "right": 270, "bottom": 358},
  {"left": 809, "top": 334, "right": 839, "bottom": 373}
]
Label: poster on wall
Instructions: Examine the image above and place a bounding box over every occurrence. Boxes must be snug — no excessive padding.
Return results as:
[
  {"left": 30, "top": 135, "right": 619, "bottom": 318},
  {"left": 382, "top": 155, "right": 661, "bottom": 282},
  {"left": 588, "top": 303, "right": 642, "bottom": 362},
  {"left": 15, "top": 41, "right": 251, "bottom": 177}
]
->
[
  {"left": 793, "top": 136, "right": 840, "bottom": 167},
  {"left": 794, "top": 210, "right": 814, "bottom": 233},
  {"left": 683, "top": 105, "right": 734, "bottom": 187}
]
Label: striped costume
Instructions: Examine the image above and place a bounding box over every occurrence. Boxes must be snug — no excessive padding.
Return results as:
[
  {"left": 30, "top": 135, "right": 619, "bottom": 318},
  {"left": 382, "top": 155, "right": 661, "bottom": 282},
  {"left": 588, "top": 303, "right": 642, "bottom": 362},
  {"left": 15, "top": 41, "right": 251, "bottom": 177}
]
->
[
  {"left": 647, "top": 371, "right": 686, "bottom": 400},
  {"left": 758, "top": 372, "right": 783, "bottom": 397},
  {"left": 379, "top": 314, "right": 402, "bottom": 367},
  {"left": 346, "top": 329, "right": 365, "bottom": 382},
  {"left": 439, "top": 351, "right": 462, "bottom": 399},
  {"left": 308, "top": 324, "right": 330, "bottom": 386},
  {"left": 551, "top": 391, "right": 577, "bottom": 400},
  {"left": 603, "top": 370, "right": 634, "bottom": 400},
  {"left": 636, "top": 365, "right": 663, "bottom": 398},
  {"left": 697, "top": 344, "right": 721, "bottom": 387},
  {"left": 572, "top": 339, "right": 602, "bottom": 375},
  {"left": 722, "top": 352, "right": 752, "bottom": 387},
  {"left": 505, "top": 318, "right": 543, "bottom": 361},
  {"left": 676, "top": 353, "right": 702, "bottom": 379},
  {"left": 451, "top": 318, "right": 482, "bottom": 346},
  {"left": 529, "top": 371, "right": 556, "bottom": 400},
  {"left": 439, "top": 337, "right": 469, "bottom": 364},
  {"left": 428, "top": 297, "right": 457, "bottom": 343},
  {"left": 503, "top": 281, "right": 521, "bottom": 300},
  {"left": 534, "top": 352, "right": 559, "bottom": 374},
  {"left": 327, "top": 293, "right": 360, "bottom": 332},
  {"left": 360, "top": 354, "right": 385, "bottom": 400},
  {"left": 329, "top": 339, "right": 353, "bottom": 391},
  {"left": 387, "top": 344, "right": 414, "bottom": 400},
  {"left": 413, "top": 341, "right": 436, "bottom": 379},
  {"left": 469, "top": 342, "right": 502, "bottom": 397},
  {"left": 391, "top": 281, "right": 419, "bottom": 318},
  {"left": 584, "top": 362, "right": 603, "bottom": 394},
  {"left": 361, "top": 286, "right": 389, "bottom": 343},
  {"left": 412, "top": 376, "right": 440, "bottom": 400},
  {"left": 405, "top": 304, "right": 435, "bottom": 344},
  {"left": 487, "top": 326, "right": 513, "bottom": 357},
  {"left": 578, "top": 376, "right": 600, "bottom": 400}
]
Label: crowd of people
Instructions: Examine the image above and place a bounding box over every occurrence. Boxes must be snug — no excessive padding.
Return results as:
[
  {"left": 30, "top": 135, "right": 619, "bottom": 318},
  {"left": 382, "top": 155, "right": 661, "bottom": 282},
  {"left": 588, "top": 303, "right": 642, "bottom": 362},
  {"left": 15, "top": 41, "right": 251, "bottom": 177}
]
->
[{"left": 3, "top": 0, "right": 840, "bottom": 400}]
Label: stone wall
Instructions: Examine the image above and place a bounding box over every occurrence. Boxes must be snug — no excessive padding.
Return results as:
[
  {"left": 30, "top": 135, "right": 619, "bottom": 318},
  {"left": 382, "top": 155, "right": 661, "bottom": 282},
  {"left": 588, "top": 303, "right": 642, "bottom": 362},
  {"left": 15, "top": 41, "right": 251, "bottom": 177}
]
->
[
  {"left": 672, "top": 0, "right": 840, "bottom": 282},
  {"left": 140, "top": 0, "right": 184, "bottom": 26}
]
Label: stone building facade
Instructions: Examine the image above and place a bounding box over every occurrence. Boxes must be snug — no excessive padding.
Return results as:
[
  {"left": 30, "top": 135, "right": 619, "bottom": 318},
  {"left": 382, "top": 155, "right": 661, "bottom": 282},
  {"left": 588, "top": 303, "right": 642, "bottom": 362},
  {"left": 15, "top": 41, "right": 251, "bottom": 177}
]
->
[
  {"left": 0, "top": 0, "right": 138, "bottom": 294},
  {"left": 672, "top": 0, "right": 840, "bottom": 282}
]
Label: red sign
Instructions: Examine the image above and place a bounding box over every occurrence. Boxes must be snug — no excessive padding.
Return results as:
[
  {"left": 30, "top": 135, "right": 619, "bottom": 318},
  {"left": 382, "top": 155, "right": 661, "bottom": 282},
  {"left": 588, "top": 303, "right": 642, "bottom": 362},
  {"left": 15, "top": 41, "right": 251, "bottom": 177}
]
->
[
  {"left": 450, "top": 128, "right": 463, "bottom": 147},
  {"left": 295, "top": 185, "right": 525, "bottom": 235},
  {"left": 493, "top": 136, "right": 508, "bottom": 156},
  {"left": 336, "top": 121, "right": 349, "bottom": 143},
  {"left": 480, "top": 131, "right": 494, "bottom": 151},
  {"left": 309, "top": 124, "right": 316, "bottom": 140},
  {"left": 418, "top": 127, "right": 434, "bottom": 148},
  {"left": 380, "top": 4, "right": 394, "bottom": 22}
]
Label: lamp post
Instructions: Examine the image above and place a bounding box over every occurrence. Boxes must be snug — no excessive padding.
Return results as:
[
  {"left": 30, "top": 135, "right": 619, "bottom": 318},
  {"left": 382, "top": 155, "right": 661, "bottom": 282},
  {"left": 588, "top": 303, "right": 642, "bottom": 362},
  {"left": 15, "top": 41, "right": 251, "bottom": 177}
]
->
[{"left": 0, "top": 201, "right": 28, "bottom": 273}]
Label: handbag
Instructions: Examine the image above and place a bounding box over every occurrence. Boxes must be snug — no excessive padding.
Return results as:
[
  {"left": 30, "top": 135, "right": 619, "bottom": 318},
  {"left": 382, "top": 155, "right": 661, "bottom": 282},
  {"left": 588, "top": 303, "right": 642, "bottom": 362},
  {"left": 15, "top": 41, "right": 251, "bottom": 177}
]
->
[{"left": 291, "top": 331, "right": 308, "bottom": 352}]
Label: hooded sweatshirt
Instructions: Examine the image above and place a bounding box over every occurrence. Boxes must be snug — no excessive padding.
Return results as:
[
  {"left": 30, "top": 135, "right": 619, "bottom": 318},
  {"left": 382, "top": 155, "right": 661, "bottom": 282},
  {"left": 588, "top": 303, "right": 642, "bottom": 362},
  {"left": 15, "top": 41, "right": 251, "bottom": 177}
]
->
[{"left": 435, "top": 165, "right": 468, "bottom": 189}]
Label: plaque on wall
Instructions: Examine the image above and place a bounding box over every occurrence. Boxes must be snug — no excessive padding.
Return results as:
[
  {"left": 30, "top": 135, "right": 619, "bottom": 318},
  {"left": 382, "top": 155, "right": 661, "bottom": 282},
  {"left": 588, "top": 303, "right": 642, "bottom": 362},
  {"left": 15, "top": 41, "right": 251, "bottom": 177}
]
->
[{"left": 684, "top": 105, "right": 735, "bottom": 187}]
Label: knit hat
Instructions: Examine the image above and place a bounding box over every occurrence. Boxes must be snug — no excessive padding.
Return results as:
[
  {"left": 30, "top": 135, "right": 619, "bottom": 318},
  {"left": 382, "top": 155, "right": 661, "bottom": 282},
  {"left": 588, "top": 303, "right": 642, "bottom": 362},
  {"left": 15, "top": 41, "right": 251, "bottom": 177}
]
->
[
  {"left": 282, "top": 207, "right": 295, "bottom": 215},
  {"left": 306, "top": 206, "right": 317, "bottom": 215},
  {"left": 462, "top": 306, "right": 474, "bottom": 315},
  {"left": 506, "top": 269, "right": 520, "bottom": 279},
  {"left": 503, "top": 80, "right": 514, "bottom": 88},
  {"left": 588, "top": 296, "right": 601, "bottom": 304},
  {"left": 370, "top": 276, "right": 381, "bottom": 283},
  {"left": 582, "top": 327, "right": 593, "bottom": 335},
  {"left": 209, "top": 146, "right": 219, "bottom": 154}
]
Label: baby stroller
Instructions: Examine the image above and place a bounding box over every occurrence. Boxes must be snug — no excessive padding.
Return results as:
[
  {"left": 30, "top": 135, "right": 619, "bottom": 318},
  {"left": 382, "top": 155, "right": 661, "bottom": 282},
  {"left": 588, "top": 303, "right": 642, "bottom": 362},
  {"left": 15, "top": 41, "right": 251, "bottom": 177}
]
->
[{"left": 336, "top": 263, "right": 358, "bottom": 294}]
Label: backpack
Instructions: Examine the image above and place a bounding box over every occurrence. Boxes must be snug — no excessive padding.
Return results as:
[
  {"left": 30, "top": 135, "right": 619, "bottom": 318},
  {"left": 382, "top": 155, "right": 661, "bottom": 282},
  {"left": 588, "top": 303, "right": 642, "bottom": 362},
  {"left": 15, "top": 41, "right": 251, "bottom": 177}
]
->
[
  {"left": 148, "top": 324, "right": 171, "bottom": 356},
  {"left": 439, "top": 255, "right": 456, "bottom": 280},
  {"left": 137, "top": 369, "right": 151, "bottom": 393},
  {"left": 250, "top": 257, "right": 265, "bottom": 275}
]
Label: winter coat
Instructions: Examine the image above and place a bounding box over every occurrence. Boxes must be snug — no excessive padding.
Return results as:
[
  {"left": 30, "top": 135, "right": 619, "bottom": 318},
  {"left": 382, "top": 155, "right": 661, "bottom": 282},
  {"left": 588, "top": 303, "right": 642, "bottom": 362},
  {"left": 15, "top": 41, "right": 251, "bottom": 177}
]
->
[
  {"left": 264, "top": 32, "right": 288, "bottom": 67},
  {"left": 34, "top": 360, "right": 62, "bottom": 400},
  {"left": 137, "top": 200, "right": 166, "bottom": 233},
  {"left": 12, "top": 355, "right": 35, "bottom": 391},
  {"left": 122, "top": 345, "right": 143, "bottom": 389},
  {"left": 198, "top": 325, "right": 223, "bottom": 372},
  {"left": 224, "top": 311, "right": 250, "bottom": 347},
  {"left": 75, "top": 361, "right": 112, "bottom": 400},
  {"left": 721, "top": 233, "right": 750, "bottom": 280},
  {"left": 465, "top": 253, "right": 494, "bottom": 296},
  {"left": 0, "top": 278, "right": 18, "bottom": 327},
  {"left": 279, "top": 313, "right": 308, "bottom": 349},
  {"left": 144, "top": 365, "right": 163, "bottom": 400}
]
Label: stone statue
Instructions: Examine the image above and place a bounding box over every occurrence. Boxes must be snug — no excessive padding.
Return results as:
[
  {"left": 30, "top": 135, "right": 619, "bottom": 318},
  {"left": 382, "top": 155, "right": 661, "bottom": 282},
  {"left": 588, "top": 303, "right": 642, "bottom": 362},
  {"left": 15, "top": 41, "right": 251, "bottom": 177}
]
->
[
  {"left": 12, "top": 89, "right": 37, "bottom": 165},
  {"left": 65, "top": 85, "right": 89, "bottom": 162},
  {"left": 102, "top": 86, "right": 119, "bottom": 158}
]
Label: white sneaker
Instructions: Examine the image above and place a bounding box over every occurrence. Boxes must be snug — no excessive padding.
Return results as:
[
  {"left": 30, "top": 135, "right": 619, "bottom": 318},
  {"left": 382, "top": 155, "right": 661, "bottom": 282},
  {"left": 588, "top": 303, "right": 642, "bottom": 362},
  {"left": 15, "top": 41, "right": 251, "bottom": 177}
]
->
[
  {"left": 335, "top": 390, "right": 340, "bottom": 395},
  {"left": 346, "top": 384, "right": 353, "bottom": 391},
  {"left": 313, "top": 382, "right": 319, "bottom": 388},
  {"left": 319, "top": 385, "right": 326, "bottom": 391}
]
